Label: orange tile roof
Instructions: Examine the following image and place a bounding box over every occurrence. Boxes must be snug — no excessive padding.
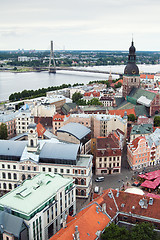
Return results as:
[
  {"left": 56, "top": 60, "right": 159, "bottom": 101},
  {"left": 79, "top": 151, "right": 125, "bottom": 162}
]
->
[
  {"left": 140, "top": 74, "right": 154, "bottom": 79},
  {"left": 108, "top": 108, "right": 136, "bottom": 118},
  {"left": 50, "top": 203, "right": 110, "bottom": 240},
  {"left": 36, "top": 122, "right": 46, "bottom": 137},
  {"left": 130, "top": 136, "right": 145, "bottom": 150},
  {"left": 53, "top": 113, "right": 69, "bottom": 121}
]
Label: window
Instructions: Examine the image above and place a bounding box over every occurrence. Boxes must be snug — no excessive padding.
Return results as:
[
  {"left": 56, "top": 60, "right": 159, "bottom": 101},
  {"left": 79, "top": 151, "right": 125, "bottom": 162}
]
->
[
  {"left": 99, "top": 164, "right": 102, "bottom": 168},
  {"left": 109, "top": 157, "right": 112, "bottom": 161},
  {"left": 28, "top": 166, "right": 31, "bottom": 170},
  {"left": 54, "top": 168, "right": 57, "bottom": 173},
  {"left": 9, "top": 183, "right": 12, "bottom": 190},
  {"left": 13, "top": 165, "right": 16, "bottom": 169},
  {"left": 30, "top": 139, "right": 34, "bottom": 147},
  {"left": 117, "top": 157, "right": 119, "bottom": 161},
  {"left": 8, "top": 173, "right": 11, "bottom": 179},
  {"left": 42, "top": 167, "right": 45, "bottom": 172},
  {"left": 14, "top": 173, "right": 17, "bottom": 180},
  {"left": 81, "top": 179, "right": 85, "bottom": 185},
  {"left": 75, "top": 170, "right": 78, "bottom": 174},
  {"left": 48, "top": 168, "right": 51, "bottom": 172},
  {"left": 22, "top": 174, "right": 26, "bottom": 181},
  {"left": 7, "top": 165, "right": 10, "bottom": 169},
  {"left": 99, "top": 158, "right": 102, "bottom": 162},
  {"left": 2, "top": 164, "right": 5, "bottom": 168},
  {"left": 34, "top": 167, "right": 36, "bottom": 171},
  {"left": 22, "top": 166, "right": 25, "bottom": 170},
  {"left": 113, "top": 157, "right": 115, "bottom": 161},
  {"left": 2, "top": 172, "right": 6, "bottom": 179},
  {"left": 47, "top": 210, "right": 49, "bottom": 224},
  {"left": 67, "top": 169, "right": 70, "bottom": 174},
  {"left": 104, "top": 158, "right": 107, "bottom": 161},
  {"left": 60, "top": 169, "right": 64, "bottom": 173},
  {"left": 3, "top": 183, "right": 6, "bottom": 189},
  {"left": 75, "top": 178, "right": 78, "bottom": 184},
  {"left": 81, "top": 170, "right": 84, "bottom": 174}
]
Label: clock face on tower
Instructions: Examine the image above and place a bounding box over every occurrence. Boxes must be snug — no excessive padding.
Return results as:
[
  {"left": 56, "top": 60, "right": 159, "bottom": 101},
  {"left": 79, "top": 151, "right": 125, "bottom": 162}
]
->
[
  {"left": 132, "top": 70, "right": 136, "bottom": 74},
  {"left": 30, "top": 130, "right": 33, "bottom": 133}
]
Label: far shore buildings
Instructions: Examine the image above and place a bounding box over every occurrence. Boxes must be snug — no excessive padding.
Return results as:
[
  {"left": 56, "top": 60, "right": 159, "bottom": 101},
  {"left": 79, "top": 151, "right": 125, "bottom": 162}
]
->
[
  {"left": 0, "top": 123, "right": 92, "bottom": 198},
  {"left": 0, "top": 173, "right": 76, "bottom": 240}
]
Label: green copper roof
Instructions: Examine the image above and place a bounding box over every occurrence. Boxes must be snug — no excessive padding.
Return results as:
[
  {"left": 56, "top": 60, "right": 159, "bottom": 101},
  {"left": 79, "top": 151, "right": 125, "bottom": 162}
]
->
[
  {"left": 0, "top": 173, "right": 73, "bottom": 219},
  {"left": 128, "top": 88, "right": 156, "bottom": 101},
  {"left": 131, "top": 124, "right": 153, "bottom": 135}
]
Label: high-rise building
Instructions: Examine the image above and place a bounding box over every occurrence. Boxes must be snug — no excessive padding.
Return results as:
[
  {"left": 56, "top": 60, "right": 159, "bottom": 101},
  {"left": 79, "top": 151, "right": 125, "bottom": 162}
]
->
[{"left": 122, "top": 40, "right": 140, "bottom": 98}]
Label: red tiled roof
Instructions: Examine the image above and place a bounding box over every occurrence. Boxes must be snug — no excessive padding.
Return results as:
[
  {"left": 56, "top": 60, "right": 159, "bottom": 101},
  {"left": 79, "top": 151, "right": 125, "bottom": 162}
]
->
[
  {"left": 50, "top": 203, "right": 110, "bottom": 240},
  {"left": 140, "top": 74, "right": 154, "bottom": 79},
  {"left": 111, "top": 79, "right": 123, "bottom": 87},
  {"left": 84, "top": 91, "right": 100, "bottom": 97},
  {"left": 108, "top": 108, "right": 136, "bottom": 118},
  {"left": 36, "top": 122, "right": 46, "bottom": 137},
  {"left": 53, "top": 113, "right": 69, "bottom": 121},
  {"left": 130, "top": 136, "right": 145, "bottom": 150}
]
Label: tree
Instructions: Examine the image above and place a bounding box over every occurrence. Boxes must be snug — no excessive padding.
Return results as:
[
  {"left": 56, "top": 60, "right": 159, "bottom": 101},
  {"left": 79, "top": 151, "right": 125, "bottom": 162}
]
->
[
  {"left": 128, "top": 114, "right": 136, "bottom": 122},
  {"left": 72, "top": 92, "right": 83, "bottom": 103},
  {"left": 88, "top": 98, "right": 102, "bottom": 105},
  {"left": 131, "top": 222, "right": 157, "bottom": 240},
  {"left": 101, "top": 223, "right": 129, "bottom": 240},
  {"left": 0, "top": 123, "right": 8, "bottom": 139},
  {"left": 154, "top": 116, "right": 160, "bottom": 127}
]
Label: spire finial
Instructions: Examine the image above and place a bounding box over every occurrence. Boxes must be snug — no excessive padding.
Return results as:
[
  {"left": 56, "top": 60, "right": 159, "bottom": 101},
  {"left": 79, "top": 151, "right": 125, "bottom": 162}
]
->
[{"left": 132, "top": 33, "right": 134, "bottom": 45}]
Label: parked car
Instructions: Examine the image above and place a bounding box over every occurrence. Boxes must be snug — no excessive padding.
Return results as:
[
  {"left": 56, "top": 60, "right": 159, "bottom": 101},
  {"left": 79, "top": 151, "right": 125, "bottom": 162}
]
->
[{"left": 95, "top": 176, "right": 104, "bottom": 182}]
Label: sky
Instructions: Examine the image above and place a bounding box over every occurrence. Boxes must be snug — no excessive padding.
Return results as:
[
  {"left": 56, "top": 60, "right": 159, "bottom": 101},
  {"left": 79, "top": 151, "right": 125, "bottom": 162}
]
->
[{"left": 1, "top": 0, "right": 160, "bottom": 51}]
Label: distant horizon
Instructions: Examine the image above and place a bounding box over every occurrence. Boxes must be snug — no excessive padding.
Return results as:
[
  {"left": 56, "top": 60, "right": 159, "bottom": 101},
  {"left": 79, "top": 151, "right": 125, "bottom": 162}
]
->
[{"left": 0, "top": 49, "right": 160, "bottom": 53}]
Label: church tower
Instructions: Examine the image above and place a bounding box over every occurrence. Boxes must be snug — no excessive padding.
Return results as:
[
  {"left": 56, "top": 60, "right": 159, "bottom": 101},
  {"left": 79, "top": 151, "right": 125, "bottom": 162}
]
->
[
  {"left": 122, "top": 40, "right": 140, "bottom": 98},
  {"left": 27, "top": 123, "right": 39, "bottom": 152}
]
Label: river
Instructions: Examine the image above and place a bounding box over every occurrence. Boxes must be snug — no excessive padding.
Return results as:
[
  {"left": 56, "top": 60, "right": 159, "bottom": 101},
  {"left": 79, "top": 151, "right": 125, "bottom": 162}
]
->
[{"left": 0, "top": 64, "right": 160, "bottom": 101}]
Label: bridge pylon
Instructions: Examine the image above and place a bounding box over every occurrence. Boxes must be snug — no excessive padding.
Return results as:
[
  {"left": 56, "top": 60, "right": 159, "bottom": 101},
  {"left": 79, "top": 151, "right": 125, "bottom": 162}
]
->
[{"left": 49, "top": 40, "right": 56, "bottom": 73}]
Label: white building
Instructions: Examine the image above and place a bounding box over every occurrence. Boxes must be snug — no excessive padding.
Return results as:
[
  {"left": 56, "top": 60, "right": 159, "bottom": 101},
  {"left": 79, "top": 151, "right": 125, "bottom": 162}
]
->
[
  {"left": 16, "top": 111, "right": 32, "bottom": 134},
  {"left": 0, "top": 173, "right": 76, "bottom": 240},
  {"left": 0, "top": 123, "right": 92, "bottom": 199}
]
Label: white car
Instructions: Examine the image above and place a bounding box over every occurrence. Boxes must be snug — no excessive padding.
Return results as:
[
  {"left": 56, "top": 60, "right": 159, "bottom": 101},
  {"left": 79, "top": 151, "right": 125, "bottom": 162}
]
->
[{"left": 95, "top": 176, "right": 104, "bottom": 182}]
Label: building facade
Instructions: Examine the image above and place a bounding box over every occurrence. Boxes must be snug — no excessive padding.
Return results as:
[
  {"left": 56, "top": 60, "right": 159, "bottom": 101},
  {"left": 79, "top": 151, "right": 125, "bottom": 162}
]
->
[{"left": 0, "top": 173, "right": 76, "bottom": 240}]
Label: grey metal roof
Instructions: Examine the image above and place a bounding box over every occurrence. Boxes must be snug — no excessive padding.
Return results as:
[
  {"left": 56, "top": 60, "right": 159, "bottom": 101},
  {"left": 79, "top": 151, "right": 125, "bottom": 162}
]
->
[
  {"left": 146, "top": 128, "right": 160, "bottom": 147},
  {"left": 0, "top": 211, "right": 24, "bottom": 238},
  {"left": 0, "top": 140, "right": 26, "bottom": 157},
  {"left": 57, "top": 122, "right": 91, "bottom": 140},
  {"left": 39, "top": 142, "right": 80, "bottom": 160},
  {"left": 9, "top": 133, "right": 28, "bottom": 141}
]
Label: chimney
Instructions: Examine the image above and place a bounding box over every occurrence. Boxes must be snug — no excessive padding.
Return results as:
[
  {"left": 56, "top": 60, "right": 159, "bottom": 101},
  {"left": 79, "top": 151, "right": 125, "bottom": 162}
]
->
[
  {"left": 96, "top": 206, "right": 99, "bottom": 214},
  {"left": 102, "top": 203, "right": 106, "bottom": 212},
  {"left": 74, "top": 226, "right": 80, "bottom": 240}
]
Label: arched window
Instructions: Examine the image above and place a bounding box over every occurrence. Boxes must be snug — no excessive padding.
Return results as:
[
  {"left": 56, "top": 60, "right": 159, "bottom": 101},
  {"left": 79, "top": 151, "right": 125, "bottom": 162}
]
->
[
  {"left": 22, "top": 174, "right": 26, "bottom": 181},
  {"left": 81, "top": 179, "right": 85, "bottom": 185},
  {"left": 2, "top": 172, "right": 6, "bottom": 179},
  {"left": 3, "top": 183, "right": 6, "bottom": 189},
  {"left": 81, "top": 190, "right": 85, "bottom": 196},
  {"left": 14, "top": 184, "right": 17, "bottom": 189},
  {"left": 9, "top": 184, "right": 12, "bottom": 190},
  {"left": 30, "top": 139, "right": 34, "bottom": 147},
  {"left": 8, "top": 173, "right": 11, "bottom": 179},
  {"left": 75, "top": 178, "right": 78, "bottom": 185},
  {"left": 14, "top": 173, "right": 17, "bottom": 180},
  {"left": 28, "top": 175, "right": 31, "bottom": 179}
]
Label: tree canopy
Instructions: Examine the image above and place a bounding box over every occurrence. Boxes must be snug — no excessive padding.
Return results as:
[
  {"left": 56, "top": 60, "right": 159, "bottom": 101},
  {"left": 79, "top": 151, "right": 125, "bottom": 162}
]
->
[
  {"left": 0, "top": 123, "right": 8, "bottom": 140},
  {"left": 128, "top": 114, "right": 136, "bottom": 122},
  {"left": 101, "top": 222, "right": 158, "bottom": 240},
  {"left": 154, "top": 116, "right": 160, "bottom": 127}
]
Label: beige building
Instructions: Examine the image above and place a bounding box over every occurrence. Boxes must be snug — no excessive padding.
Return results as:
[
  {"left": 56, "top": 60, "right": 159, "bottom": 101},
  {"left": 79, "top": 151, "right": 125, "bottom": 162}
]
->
[
  {"left": 16, "top": 111, "right": 32, "bottom": 134},
  {"left": 31, "top": 104, "right": 56, "bottom": 117}
]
